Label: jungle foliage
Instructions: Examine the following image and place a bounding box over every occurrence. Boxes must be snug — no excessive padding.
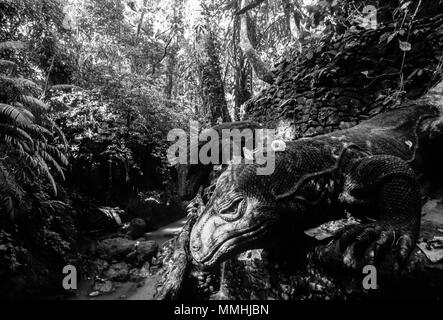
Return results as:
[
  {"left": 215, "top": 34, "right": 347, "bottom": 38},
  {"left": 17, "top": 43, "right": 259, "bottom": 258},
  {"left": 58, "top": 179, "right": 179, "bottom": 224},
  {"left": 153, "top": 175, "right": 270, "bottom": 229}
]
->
[{"left": 0, "top": 0, "right": 441, "bottom": 297}]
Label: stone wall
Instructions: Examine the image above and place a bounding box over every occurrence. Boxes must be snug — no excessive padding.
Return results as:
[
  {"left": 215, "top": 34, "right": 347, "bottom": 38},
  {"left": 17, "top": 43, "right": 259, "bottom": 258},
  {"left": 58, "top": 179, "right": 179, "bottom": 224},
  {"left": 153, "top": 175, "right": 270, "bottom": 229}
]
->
[{"left": 243, "top": 14, "right": 443, "bottom": 140}]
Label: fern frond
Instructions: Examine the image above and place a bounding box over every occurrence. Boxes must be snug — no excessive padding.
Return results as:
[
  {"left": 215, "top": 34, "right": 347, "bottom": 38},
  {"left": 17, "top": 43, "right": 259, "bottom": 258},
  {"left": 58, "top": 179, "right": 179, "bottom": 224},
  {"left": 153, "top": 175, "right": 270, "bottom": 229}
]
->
[
  {"left": 39, "top": 150, "right": 65, "bottom": 180},
  {"left": 42, "top": 200, "right": 70, "bottom": 214},
  {"left": 2, "top": 136, "right": 27, "bottom": 155},
  {"left": 17, "top": 150, "right": 39, "bottom": 171},
  {"left": 0, "top": 103, "right": 31, "bottom": 126},
  {"left": 12, "top": 151, "right": 57, "bottom": 195},
  {"left": 44, "top": 115, "right": 68, "bottom": 149},
  {"left": 0, "top": 59, "right": 18, "bottom": 75},
  {"left": 0, "top": 40, "right": 67, "bottom": 200},
  {"left": 12, "top": 102, "right": 35, "bottom": 122},
  {"left": 35, "top": 154, "right": 57, "bottom": 195},
  {"left": 0, "top": 159, "right": 25, "bottom": 221},
  {"left": 2, "top": 77, "right": 42, "bottom": 96},
  {"left": 0, "top": 161, "right": 24, "bottom": 199},
  {"left": 28, "top": 125, "right": 52, "bottom": 141},
  {"left": 20, "top": 95, "right": 48, "bottom": 112},
  {"left": 0, "top": 41, "right": 26, "bottom": 52},
  {"left": 45, "top": 144, "right": 69, "bottom": 166},
  {"left": 0, "top": 123, "right": 35, "bottom": 148}
]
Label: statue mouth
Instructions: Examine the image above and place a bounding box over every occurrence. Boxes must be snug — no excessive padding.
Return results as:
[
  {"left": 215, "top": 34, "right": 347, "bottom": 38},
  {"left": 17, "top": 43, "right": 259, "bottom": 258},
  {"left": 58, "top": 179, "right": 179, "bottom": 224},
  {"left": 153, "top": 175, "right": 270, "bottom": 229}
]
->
[{"left": 191, "top": 222, "right": 267, "bottom": 267}]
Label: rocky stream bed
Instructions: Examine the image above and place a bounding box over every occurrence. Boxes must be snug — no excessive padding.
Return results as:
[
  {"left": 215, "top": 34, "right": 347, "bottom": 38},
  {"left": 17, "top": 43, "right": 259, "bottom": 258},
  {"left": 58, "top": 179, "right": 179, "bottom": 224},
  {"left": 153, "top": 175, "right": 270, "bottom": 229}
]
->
[{"left": 64, "top": 218, "right": 187, "bottom": 300}]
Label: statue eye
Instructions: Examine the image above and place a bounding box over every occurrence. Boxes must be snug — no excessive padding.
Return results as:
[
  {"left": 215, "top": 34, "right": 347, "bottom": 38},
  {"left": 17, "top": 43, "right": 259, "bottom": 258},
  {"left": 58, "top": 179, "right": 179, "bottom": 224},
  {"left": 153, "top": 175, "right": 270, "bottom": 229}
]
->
[
  {"left": 217, "top": 197, "right": 246, "bottom": 222},
  {"left": 216, "top": 193, "right": 241, "bottom": 211}
]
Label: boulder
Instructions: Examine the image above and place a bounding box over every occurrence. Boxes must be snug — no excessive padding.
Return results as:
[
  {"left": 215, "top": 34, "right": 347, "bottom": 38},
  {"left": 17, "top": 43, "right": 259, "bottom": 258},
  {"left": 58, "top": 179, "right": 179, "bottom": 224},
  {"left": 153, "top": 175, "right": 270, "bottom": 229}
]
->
[
  {"left": 95, "top": 237, "right": 159, "bottom": 267},
  {"left": 126, "top": 218, "right": 148, "bottom": 240},
  {"left": 96, "top": 238, "right": 135, "bottom": 261},
  {"left": 103, "top": 262, "right": 130, "bottom": 282},
  {"left": 93, "top": 280, "right": 113, "bottom": 294},
  {"left": 136, "top": 241, "right": 158, "bottom": 263}
]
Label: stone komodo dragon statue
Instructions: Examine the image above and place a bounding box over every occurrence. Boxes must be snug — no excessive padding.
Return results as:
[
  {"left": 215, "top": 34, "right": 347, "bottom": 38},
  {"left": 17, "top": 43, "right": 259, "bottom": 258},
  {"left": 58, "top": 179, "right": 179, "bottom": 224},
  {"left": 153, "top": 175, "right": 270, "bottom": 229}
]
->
[{"left": 189, "top": 101, "right": 443, "bottom": 273}]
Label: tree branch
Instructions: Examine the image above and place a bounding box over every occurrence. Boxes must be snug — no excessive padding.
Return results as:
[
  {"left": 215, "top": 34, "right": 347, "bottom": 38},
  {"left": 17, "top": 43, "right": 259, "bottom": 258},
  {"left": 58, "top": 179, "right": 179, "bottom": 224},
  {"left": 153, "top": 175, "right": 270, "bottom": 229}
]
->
[
  {"left": 235, "top": 0, "right": 266, "bottom": 15},
  {"left": 152, "top": 33, "right": 174, "bottom": 75}
]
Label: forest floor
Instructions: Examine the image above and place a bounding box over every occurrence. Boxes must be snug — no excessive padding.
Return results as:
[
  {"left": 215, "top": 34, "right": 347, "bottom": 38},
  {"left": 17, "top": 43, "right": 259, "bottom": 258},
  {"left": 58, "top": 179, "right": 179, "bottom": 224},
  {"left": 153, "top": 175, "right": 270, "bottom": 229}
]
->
[{"left": 69, "top": 217, "right": 188, "bottom": 300}]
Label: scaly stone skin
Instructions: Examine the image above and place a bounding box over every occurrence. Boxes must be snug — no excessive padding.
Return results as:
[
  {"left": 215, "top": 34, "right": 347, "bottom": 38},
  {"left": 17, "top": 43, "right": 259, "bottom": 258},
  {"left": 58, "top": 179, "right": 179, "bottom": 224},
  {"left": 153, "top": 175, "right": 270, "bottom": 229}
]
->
[{"left": 189, "top": 103, "right": 442, "bottom": 271}]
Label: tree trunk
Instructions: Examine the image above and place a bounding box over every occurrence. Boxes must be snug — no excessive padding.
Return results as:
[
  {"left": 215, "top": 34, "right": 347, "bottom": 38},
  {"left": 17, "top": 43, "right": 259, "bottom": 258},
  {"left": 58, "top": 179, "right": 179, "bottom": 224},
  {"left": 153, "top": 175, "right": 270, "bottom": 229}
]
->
[
  {"left": 233, "top": 4, "right": 253, "bottom": 121},
  {"left": 197, "top": 30, "right": 232, "bottom": 125},
  {"left": 164, "top": 46, "right": 178, "bottom": 104},
  {"left": 234, "top": 56, "right": 252, "bottom": 121},
  {"left": 238, "top": 0, "right": 275, "bottom": 84}
]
